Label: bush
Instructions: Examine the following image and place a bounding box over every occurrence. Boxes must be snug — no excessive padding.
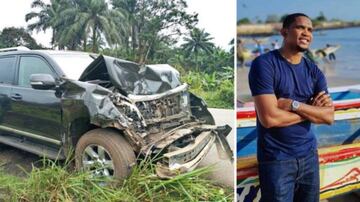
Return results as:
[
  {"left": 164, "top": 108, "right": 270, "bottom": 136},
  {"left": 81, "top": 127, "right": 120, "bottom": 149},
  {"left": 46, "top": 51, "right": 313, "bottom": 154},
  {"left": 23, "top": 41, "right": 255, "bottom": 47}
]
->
[
  {"left": 182, "top": 69, "right": 234, "bottom": 109},
  {"left": 217, "top": 79, "right": 234, "bottom": 106}
]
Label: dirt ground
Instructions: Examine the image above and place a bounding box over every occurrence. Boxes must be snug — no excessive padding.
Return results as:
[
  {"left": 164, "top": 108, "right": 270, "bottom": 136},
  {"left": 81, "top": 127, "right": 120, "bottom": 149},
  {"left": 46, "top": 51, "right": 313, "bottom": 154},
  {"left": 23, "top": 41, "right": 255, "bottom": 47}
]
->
[{"left": 0, "top": 144, "right": 41, "bottom": 177}]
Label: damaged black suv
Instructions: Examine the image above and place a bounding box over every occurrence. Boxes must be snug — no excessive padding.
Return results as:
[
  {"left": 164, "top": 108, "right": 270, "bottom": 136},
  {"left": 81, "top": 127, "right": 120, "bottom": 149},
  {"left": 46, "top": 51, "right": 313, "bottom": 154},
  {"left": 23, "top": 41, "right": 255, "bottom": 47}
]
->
[{"left": 0, "top": 46, "right": 232, "bottom": 179}]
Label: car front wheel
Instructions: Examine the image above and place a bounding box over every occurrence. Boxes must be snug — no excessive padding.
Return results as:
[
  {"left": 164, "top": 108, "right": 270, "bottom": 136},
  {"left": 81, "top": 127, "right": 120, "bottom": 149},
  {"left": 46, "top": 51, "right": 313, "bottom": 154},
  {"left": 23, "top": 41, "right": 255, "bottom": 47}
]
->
[{"left": 75, "top": 128, "right": 135, "bottom": 180}]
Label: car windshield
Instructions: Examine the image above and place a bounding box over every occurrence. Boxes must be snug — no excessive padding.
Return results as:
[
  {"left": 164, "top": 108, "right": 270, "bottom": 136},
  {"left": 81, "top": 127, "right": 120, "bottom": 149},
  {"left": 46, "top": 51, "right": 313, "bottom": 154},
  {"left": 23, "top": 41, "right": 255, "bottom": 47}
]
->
[{"left": 50, "top": 53, "right": 95, "bottom": 80}]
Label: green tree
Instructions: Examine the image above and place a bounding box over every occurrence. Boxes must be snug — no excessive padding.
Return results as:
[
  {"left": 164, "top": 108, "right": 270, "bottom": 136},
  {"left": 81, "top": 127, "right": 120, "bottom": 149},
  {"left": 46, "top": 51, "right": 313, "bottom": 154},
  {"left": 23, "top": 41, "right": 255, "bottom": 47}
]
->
[
  {"left": 0, "top": 27, "right": 42, "bottom": 49},
  {"left": 182, "top": 28, "right": 215, "bottom": 71},
  {"left": 315, "top": 11, "right": 327, "bottom": 22},
  {"left": 26, "top": 0, "right": 52, "bottom": 33},
  {"left": 57, "top": 0, "right": 124, "bottom": 52},
  {"left": 191, "top": 47, "right": 232, "bottom": 73},
  {"left": 25, "top": 0, "right": 69, "bottom": 48},
  {"left": 26, "top": 0, "right": 125, "bottom": 52},
  {"left": 111, "top": 0, "right": 137, "bottom": 56},
  {"left": 210, "top": 47, "right": 233, "bottom": 72},
  {"left": 237, "top": 18, "right": 251, "bottom": 25},
  {"left": 88, "top": 32, "right": 106, "bottom": 52},
  {"left": 112, "top": 0, "right": 198, "bottom": 64}
]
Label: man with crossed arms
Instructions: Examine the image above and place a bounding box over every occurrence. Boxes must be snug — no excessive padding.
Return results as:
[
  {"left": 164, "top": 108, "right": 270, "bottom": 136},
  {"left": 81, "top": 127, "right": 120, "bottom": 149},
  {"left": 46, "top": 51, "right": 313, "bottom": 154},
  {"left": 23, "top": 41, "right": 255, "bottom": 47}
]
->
[{"left": 248, "top": 13, "right": 335, "bottom": 202}]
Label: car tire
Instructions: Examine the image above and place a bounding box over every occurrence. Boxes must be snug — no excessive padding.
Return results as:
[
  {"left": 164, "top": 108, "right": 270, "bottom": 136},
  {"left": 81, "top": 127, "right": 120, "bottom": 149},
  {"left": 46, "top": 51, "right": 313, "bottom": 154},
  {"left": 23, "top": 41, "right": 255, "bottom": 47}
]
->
[{"left": 75, "top": 128, "right": 136, "bottom": 180}]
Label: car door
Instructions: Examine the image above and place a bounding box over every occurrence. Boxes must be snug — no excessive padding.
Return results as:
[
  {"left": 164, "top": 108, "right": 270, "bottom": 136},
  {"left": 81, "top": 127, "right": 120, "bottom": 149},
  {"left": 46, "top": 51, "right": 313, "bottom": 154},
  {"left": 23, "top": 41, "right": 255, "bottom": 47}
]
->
[
  {"left": 7, "top": 55, "right": 63, "bottom": 145},
  {"left": 0, "top": 56, "right": 17, "bottom": 130}
]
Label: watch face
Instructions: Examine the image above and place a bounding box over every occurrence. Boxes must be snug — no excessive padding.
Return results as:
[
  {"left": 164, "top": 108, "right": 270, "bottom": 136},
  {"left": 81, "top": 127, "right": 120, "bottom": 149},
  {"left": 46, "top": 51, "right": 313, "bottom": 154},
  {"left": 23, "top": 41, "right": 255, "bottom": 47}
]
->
[{"left": 292, "top": 100, "right": 300, "bottom": 110}]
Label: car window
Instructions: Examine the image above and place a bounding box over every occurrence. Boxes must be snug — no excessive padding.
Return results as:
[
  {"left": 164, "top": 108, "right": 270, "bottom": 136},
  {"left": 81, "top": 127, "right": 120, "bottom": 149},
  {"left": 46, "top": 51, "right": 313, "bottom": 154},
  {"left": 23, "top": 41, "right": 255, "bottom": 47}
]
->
[
  {"left": 18, "top": 56, "right": 56, "bottom": 87},
  {"left": 0, "top": 56, "right": 16, "bottom": 85}
]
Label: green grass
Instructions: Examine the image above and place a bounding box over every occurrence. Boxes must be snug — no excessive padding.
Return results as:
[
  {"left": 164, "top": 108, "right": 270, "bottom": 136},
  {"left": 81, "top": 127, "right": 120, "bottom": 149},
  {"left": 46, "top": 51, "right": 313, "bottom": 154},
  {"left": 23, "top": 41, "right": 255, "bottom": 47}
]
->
[{"left": 0, "top": 158, "right": 233, "bottom": 201}]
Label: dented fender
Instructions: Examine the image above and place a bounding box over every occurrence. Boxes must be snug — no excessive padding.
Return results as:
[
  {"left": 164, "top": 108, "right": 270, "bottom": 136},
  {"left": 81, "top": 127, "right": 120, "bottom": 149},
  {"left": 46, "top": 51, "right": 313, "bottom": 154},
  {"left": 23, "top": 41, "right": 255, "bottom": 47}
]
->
[{"left": 60, "top": 79, "right": 145, "bottom": 147}]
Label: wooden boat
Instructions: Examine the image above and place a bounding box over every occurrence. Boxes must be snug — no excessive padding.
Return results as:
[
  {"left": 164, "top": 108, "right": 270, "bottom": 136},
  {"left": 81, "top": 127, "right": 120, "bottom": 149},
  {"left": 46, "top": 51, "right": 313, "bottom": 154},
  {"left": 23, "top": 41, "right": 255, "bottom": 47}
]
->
[{"left": 237, "top": 84, "right": 360, "bottom": 201}]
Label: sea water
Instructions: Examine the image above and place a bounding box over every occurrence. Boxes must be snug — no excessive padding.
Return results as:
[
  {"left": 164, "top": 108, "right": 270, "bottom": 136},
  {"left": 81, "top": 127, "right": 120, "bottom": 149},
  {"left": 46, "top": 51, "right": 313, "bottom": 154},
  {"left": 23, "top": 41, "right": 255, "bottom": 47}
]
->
[
  {"left": 269, "top": 27, "right": 360, "bottom": 79},
  {"left": 242, "top": 27, "right": 360, "bottom": 79}
]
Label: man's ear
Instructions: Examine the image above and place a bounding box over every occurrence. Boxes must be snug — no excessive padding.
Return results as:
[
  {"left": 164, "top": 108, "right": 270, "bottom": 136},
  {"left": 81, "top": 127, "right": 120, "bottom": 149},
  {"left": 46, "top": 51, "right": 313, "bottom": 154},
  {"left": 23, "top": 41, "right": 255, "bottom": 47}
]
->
[{"left": 280, "top": 28, "right": 287, "bottom": 37}]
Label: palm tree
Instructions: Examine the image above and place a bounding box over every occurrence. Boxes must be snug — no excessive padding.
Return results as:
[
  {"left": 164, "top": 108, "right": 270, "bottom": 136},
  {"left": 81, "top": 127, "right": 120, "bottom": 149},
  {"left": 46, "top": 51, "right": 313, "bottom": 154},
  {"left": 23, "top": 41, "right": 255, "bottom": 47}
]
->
[
  {"left": 111, "top": 0, "right": 137, "bottom": 52},
  {"left": 182, "top": 28, "right": 214, "bottom": 71},
  {"left": 88, "top": 30, "right": 106, "bottom": 52},
  {"left": 58, "top": 0, "right": 125, "bottom": 52},
  {"left": 25, "top": 0, "right": 66, "bottom": 48}
]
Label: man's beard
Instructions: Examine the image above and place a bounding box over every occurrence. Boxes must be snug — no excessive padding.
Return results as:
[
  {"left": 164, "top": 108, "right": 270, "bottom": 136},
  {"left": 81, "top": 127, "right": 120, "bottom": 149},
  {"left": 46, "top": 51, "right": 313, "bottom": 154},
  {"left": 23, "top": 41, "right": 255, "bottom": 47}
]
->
[{"left": 296, "top": 45, "right": 308, "bottom": 52}]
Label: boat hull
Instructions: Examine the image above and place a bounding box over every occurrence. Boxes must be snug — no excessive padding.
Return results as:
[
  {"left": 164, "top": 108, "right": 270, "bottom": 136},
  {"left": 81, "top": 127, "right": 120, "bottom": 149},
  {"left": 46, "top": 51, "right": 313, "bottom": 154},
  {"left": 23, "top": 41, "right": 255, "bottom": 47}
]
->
[
  {"left": 237, "top": 143, "right": 360, "bottom": 201},
  {"left": 237, "top": 85, "right": 360, "bottom": 201}
]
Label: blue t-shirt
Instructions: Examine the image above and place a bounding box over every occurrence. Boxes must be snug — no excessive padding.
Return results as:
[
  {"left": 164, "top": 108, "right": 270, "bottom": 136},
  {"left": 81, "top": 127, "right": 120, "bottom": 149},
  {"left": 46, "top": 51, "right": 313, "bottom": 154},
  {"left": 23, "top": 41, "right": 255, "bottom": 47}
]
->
[{"left": 248, "top": 50, "right": 328, "bottom": 161}]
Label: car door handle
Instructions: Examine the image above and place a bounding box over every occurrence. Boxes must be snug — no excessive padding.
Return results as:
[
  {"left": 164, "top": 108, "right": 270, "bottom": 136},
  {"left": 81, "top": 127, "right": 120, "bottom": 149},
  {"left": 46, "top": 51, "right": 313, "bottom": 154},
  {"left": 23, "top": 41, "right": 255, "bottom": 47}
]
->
[{"left": 11, "top": 93, "right": 22, "bottom": 101}]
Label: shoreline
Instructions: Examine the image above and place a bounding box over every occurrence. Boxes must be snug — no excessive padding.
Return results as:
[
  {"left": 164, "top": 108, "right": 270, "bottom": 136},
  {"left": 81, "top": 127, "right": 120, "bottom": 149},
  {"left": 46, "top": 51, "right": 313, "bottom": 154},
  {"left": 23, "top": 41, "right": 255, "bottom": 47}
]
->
[
  {"left": 237, "top": 21, "right": 360, "bottom": 36},
  {"left": 237, "top": 67, "right": 360, "bottom": 103}
]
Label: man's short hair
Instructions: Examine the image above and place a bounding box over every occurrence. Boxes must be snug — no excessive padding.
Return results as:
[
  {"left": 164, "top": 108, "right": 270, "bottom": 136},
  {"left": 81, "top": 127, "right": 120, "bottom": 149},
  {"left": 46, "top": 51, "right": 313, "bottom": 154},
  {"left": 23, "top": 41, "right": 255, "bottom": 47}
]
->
[{"left": 282, "top": 13, "right": 310, "bottom": 28}]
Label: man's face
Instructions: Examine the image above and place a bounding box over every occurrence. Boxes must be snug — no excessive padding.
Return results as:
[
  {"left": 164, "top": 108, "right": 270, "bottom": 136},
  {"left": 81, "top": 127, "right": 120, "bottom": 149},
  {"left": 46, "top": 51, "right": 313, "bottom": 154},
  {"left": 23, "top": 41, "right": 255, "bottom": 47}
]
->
[{"left": 283, "top": 16, "right": 313, "bottom": 52}]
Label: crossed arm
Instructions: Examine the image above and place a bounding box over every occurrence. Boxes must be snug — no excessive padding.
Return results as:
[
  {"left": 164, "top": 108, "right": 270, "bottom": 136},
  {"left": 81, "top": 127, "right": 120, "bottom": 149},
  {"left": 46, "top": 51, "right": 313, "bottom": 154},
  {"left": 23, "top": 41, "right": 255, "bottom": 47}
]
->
[{"left": 254, "top": 91, "right": 335, "bottom": 128}]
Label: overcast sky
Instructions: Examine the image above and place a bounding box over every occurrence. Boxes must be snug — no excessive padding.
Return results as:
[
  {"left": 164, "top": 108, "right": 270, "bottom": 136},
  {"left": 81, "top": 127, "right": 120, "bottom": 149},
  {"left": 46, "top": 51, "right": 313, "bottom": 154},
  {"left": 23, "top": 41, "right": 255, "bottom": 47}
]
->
[{"left": 0, "top": 0, "right": 235, "bottom": 49}]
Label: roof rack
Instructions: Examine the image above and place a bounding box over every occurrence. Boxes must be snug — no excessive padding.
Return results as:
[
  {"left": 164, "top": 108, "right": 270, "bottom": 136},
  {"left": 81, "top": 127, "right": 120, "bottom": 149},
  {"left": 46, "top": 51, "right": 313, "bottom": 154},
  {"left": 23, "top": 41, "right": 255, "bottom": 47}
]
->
[{"left": 0, "top": 46, "right": 30, "bottom": 53}]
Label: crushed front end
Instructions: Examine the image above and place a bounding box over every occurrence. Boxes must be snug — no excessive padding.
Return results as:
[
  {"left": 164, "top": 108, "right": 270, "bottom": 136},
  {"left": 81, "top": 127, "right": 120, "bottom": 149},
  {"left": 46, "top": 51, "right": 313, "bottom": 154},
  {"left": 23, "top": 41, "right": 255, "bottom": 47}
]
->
[
  {"left": 126, "top": 84, "right": 233, "bottom": 178},
  {"left": 76, "top": 55, "right": 233, "bottom": 177},
  {"left": 153, "top": 124, "right": 232, "bottom": 178}
]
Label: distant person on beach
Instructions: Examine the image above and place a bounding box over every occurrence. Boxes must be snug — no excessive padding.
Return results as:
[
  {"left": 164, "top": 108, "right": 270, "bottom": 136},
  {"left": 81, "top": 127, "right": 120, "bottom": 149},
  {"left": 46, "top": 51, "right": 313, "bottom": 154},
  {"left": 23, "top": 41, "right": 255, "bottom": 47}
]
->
[
  {"left": 237, "top": 39, "right": 245, "bottom": 67},
  {"left": 326, "top": 44, "right": 336, "bottom": 61},
  {"left": 271, "top": 39, "right": 280, "bottom": 50},
  {"left": 248, "top": 13, "right": 334, "bottom": 202},
  {"left": 253, "top": 38, "right": 265, "bottom": 56}
]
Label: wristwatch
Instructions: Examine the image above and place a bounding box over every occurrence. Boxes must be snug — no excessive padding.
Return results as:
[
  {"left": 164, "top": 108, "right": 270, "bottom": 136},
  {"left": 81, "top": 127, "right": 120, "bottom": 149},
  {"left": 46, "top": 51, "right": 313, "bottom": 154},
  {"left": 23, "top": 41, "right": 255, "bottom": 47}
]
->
[{"left": 291, "top": 100, "right": 300, "bottom": 111}]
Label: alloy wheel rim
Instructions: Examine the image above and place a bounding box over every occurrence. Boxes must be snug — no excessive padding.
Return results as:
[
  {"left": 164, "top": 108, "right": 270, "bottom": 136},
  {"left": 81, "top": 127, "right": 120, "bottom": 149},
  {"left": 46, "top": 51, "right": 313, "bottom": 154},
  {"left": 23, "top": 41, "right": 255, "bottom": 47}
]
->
[{"left": 82, "top": 144, "right": 115, "bottom": 177}]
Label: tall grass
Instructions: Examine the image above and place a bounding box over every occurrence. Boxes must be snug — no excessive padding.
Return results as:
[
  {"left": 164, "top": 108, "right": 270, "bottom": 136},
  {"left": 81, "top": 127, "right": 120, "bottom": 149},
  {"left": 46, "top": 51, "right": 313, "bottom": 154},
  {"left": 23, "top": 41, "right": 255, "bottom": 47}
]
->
[{"left": 0, "top": 157, "right": 232, "bottom": 201}]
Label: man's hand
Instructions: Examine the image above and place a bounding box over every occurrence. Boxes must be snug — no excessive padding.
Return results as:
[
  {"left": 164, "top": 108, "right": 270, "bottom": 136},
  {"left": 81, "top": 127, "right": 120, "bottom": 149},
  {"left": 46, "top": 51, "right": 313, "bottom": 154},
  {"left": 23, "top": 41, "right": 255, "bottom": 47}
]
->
[
  {"left": 254, "top": 94, "right": 305, "bottom": 128},
  {"left": 277, "top": 98, "right": 293, "bottom": 111},
  {"left": 311, "top": 91, "right": 333, "bottom": 107}
]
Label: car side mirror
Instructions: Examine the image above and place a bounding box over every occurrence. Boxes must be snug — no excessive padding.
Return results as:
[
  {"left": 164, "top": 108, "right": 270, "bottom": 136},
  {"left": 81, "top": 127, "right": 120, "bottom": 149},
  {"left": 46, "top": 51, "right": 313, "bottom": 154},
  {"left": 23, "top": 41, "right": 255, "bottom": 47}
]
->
[{"left": 30, "top": 74, "right": 56, "bottom": 90}]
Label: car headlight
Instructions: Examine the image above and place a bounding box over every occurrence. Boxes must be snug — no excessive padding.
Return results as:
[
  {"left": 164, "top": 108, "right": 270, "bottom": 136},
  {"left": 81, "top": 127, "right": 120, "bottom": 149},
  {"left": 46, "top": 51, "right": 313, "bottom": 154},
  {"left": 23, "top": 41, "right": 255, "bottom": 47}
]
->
[{"left": 181, "top": 92, "right": 189, "bottom": 108}]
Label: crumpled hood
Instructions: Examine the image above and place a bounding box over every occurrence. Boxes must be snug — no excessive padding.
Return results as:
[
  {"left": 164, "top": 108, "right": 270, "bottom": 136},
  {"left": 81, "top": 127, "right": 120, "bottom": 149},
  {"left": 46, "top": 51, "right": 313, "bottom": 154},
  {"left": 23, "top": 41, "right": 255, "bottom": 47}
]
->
[{"left": 79, "top": 55, "right": 181, "bottom": 95}]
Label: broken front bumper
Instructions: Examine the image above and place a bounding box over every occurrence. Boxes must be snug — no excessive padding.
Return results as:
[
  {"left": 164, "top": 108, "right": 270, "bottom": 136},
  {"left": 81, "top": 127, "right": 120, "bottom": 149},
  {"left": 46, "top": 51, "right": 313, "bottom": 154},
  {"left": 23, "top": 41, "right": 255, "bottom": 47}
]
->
[{"left": 155, "top": 124, "right": 232, "bottom": 178}]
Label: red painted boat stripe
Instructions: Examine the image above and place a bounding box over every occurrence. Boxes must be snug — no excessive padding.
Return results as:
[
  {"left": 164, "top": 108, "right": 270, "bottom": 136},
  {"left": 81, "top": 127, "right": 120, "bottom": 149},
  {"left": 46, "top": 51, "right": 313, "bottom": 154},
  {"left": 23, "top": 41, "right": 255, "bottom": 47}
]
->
[
  {"left": 237, "top": 167, "right": 258, "bottom": 179},
  {"left": 237, "top": 110, "right": 256, "bottom": 119},
  {"left": 333, "top": 102, "right": 360, "bottom": 109},
  {"left": 319, "top": 147, "right": 360, "bottom": 163}
]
